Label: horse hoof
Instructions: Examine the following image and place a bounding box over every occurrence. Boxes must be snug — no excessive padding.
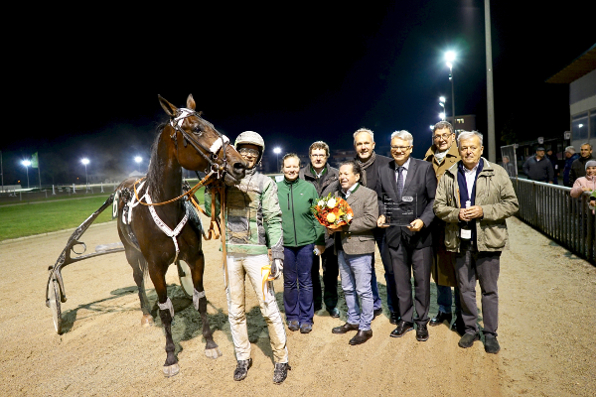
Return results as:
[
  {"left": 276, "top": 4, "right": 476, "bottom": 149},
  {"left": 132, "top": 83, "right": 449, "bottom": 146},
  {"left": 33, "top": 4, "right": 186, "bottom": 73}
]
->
[
  {"left": 141, "top": 315, "right": 154, "bottom": 327},
  {"left": 163, "top": 363, "right": 180, "bottom": 377},
  {"left": 205, "top": 347, "right": 222, "bottom": 359}
]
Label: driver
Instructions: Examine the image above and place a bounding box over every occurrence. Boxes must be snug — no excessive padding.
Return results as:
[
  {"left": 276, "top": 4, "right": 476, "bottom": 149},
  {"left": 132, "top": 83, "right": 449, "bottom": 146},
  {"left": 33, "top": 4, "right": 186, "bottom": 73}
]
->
[{"left": 205, "top": 130, "right": 289, "bottom": 384}]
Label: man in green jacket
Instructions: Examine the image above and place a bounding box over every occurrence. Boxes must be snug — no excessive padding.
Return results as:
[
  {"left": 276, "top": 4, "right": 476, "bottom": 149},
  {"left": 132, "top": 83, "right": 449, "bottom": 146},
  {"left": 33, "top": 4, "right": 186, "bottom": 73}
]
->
[
  {"left": 205, "top": 131, "right": 289, "bottom": 384},
  {"left": 433, "top": 131, "right": 519, "bottom": 354}
]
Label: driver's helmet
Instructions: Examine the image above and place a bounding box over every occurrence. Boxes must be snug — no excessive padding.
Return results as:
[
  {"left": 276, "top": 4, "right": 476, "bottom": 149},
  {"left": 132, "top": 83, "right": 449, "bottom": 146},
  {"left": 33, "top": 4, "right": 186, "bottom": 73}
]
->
[{"left": 235, "top": 131, "right": 265, "bottom": 164}]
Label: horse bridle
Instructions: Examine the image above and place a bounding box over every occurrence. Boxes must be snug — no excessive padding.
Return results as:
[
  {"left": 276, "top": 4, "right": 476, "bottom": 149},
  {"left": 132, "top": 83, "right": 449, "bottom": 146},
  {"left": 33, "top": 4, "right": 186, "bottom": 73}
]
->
[{"left": 169, "top": 108, "right": 231, "bottom": 180}]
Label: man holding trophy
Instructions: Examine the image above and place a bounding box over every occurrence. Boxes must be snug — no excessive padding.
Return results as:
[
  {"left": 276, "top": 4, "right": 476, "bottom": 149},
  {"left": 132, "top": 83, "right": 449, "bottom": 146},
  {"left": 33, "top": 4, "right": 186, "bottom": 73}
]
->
[{"left": 376, "top": 130, "right": 436, "bottom": 342}]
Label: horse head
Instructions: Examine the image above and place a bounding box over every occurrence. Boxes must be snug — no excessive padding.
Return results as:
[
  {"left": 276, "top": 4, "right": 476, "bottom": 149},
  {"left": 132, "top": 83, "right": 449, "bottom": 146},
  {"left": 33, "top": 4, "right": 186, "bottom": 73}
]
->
[{"left": 158, "top": 94, "right": 246, "bottom": 185}]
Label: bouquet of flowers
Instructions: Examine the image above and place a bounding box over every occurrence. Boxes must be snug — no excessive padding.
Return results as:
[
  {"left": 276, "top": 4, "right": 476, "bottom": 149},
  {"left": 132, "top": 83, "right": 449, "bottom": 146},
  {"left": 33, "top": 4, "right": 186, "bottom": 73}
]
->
[{"left": 311, "top": 193, "right": 354, "bottom": 230}]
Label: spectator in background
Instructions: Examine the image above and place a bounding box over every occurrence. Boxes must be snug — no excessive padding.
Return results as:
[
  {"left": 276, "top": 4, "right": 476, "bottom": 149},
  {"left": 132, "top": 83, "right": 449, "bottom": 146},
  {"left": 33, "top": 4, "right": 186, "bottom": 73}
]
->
[
  {"left": 523, "top": 147, "right": 554, "bottom": 183},
  {"left": 570, "top": 160, "right": 596, "bottom": 199},
  {"left": 277, "top": 153, "right": 326, "bottom": 334},
  {"left": 299, "top": 141, "right": 340, "bottom": 318},
  {"left": 501, "top": 156, "right": 516, "bottom": 177},
  {"left": 546, "top": 148, "right": 559, "bottom": 185},
  {"left": 563, "top": 146, "right": 579, "bottom": 187},
  {"left": 570, "top": 143, "right": 594, "bottom": 185}
]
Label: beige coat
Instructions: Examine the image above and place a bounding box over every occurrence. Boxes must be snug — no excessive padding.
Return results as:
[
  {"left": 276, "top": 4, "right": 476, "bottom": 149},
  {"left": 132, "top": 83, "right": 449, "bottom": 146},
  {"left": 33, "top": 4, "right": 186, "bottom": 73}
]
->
[
  {"left": 434, "top": 158, "right": 519, "bottom": 252},
  {"left": 424, "top": 143, "right": 460, "bottom": 287}
]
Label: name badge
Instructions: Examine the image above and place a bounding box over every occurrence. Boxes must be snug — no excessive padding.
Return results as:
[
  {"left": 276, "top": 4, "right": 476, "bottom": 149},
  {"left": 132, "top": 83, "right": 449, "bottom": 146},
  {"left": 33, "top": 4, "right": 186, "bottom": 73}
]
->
[{"left": 402, "top": 196, "right": 414, "bottom": 202}]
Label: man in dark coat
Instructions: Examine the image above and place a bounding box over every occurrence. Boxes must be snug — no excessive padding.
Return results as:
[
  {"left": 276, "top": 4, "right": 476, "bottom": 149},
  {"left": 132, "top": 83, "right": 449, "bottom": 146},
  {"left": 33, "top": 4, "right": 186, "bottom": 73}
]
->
[
  {"left": 522, "top": 147, "right": 554, "bottom": 183},
  {"left": 353, "top": 128, "right": 397, "bottom": 324},
  {"left": 299, "top": 141, "right": 340, "bottom": 317},
  {"left": 570, "top": 143, "right": 594, "bottom": 185},
  {"left": 563, "top": 146, "right": 580, "bottom": 187}
]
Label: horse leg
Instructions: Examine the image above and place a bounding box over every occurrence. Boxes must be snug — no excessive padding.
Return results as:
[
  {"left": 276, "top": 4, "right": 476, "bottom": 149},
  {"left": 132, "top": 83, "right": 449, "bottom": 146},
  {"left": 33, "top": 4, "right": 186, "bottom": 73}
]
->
[
  {"left": 125, "top": 249, "right": 153, "bottom": 326},
  {"left": 192, "top": 251, "right": 222, "bottom": 359},
  {"left": 152, "top": 269, "right": 179, "bottom": 377}
]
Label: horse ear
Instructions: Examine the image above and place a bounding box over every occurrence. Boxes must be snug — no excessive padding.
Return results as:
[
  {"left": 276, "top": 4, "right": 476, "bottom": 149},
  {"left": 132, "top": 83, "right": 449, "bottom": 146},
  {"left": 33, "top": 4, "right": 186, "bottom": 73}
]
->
[
  {"left": 186, "top": 94, "right": 196, "bottom": 110},
  {"left": 158, "top": 95, "right": 178, "bottom": 117}
]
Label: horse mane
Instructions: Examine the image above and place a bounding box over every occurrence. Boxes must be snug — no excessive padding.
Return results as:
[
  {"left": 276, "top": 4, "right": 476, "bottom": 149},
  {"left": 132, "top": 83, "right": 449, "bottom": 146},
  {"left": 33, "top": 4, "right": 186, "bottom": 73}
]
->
[{"left": 145, "top": 123, "right": 167, "bottom": 201}]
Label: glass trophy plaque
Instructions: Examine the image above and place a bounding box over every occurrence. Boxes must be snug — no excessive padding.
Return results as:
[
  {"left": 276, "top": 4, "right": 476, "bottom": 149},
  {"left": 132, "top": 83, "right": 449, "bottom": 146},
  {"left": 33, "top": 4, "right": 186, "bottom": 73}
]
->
[{"left": 382, "top": 195, "right": 417, "bottom": 226}]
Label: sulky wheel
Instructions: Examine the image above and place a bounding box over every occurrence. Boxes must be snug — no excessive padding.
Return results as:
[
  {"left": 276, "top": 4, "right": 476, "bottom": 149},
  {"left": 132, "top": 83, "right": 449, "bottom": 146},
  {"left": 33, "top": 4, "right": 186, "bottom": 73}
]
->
[
  {"left": 47, "top": 278, "right": 63, "bottom": 334},
  {"left": 176, "top": 260, "right": 194, "bottom": 298}
]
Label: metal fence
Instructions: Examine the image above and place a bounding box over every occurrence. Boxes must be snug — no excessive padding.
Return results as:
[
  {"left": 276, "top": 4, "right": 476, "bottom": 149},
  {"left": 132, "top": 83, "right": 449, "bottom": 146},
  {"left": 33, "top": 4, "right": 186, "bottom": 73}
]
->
[{"left": 512, "top": 178, "right": 595, "bottom": 264}]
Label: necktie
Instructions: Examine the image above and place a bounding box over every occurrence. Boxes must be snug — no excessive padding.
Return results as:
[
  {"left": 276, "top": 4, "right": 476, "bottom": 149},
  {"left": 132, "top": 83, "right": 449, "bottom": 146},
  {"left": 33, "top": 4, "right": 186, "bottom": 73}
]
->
[{"left": 396, "top": 166, "right": 404, "bottom": 200}]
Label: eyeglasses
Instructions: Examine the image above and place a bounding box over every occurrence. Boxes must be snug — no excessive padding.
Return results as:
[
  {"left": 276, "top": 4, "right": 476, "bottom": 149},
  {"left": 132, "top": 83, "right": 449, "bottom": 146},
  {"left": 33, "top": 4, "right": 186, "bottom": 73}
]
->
[
  {"left": 310, "top": 154, "right": 327, "bottom": 158},
  {"left": 433, "top": 133, "right": 453, "bottom": 141},
  {"left": 390, "top": 146, "right": 412, "bottom": 151},
  {"left": 239, "top": 148, "right": 259, "bottom": 157}
]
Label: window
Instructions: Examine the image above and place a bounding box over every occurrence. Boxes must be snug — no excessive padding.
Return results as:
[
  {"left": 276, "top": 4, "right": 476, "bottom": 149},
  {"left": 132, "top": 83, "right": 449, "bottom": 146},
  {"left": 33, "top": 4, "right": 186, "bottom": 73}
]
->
[
  {"left": 590, "top": 110, "right": 596, "bottom": 140},
  {"left": 572, "top": 113, "right": 589, "bottom": 140}
]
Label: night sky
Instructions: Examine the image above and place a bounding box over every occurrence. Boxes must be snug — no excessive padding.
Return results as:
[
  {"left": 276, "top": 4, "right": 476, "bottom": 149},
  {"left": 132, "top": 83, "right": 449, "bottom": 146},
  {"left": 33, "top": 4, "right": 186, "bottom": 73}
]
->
[{"left": 3, "top": 1, "right": 594, "bottom": 186}]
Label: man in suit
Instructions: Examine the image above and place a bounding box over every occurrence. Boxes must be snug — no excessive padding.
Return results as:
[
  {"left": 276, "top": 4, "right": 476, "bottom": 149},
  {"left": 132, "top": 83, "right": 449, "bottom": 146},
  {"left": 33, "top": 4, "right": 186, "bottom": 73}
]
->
[
  {"left": 376, "top": 130, "right": 436, "bottom": 342},
  {"left": 353, "top": 128, "right": 398, "bottom": 323},
  {"left": 328, "top": 161, "right": 379, "bottom": 345}
]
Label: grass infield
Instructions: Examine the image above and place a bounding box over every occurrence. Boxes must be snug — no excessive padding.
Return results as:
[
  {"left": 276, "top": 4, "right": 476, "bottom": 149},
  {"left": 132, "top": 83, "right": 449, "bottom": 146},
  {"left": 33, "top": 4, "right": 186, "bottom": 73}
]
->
[{"left": 0, "top": 188, "right": 205, "bottom": 241}]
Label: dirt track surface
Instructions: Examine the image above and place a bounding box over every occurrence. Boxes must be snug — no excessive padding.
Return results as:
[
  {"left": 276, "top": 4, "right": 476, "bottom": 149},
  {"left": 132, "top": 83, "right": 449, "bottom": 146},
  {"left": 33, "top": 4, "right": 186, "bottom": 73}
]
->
[{"left": 1, "top": 216, "right": 595, "bottom": 396}]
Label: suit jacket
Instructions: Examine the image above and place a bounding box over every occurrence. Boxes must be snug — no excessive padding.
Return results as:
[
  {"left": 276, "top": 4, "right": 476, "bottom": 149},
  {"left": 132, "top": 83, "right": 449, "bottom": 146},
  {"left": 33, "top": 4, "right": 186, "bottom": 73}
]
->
[
  {"left": 329, "top": 183, "right": 378, "bottom": 256},
  {"left": 376, "top": 157, "right": 436, "bottom": 249}
]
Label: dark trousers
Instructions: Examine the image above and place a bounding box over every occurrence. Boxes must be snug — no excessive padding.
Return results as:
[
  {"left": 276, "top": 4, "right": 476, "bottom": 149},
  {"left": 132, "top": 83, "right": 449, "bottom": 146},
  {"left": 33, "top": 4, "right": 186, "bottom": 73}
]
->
[
  {"left": 455, "top": 248, "right": 501, "bottom": 337},
  {"left": 283, "top": 244, "right": 314, "bottom": 324},
  {"left": 312, "top": 248, "right": 339, "bottom": 312},
  {"left": 376, "top": 231, "right": 398, "bottom": 315},
  {"left": 388, "top": 243, "right": 432, "bottom": 326}
]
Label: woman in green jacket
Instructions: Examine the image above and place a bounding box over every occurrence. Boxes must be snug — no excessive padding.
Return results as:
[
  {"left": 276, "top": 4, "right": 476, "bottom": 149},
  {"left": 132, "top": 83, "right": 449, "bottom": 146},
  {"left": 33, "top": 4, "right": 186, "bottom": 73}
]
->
[{"left": 277, "top": 153, "right": 325, "bottom": 334}]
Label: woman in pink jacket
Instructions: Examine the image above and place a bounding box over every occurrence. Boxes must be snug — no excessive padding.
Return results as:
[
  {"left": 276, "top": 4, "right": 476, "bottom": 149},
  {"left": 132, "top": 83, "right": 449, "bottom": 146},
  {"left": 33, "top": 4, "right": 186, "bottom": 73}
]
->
[{"left": 570, "top": 160, "right": 596, "bottom": 198}]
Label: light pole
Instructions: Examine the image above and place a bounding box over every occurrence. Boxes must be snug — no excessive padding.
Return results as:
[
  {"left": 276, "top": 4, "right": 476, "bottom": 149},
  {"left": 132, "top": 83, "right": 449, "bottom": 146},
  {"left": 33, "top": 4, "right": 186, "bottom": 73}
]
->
[
  {"left": 273, "top": 147, "right": 281, "bottom": 172},
  {"left": 21, "top": 159, "right": 31, "bottom": 189},
  {"left": 81, "top": 158, "right": 90, "bottom": 192},
  {"left": 445, "top": 51, "right": 456, "bottom": 128},
  {"left": 439, "top": 96, "right": 446, "bottom": 121},
  {"left": 134, "top": 156, "right": 142, "bottom": 172}
]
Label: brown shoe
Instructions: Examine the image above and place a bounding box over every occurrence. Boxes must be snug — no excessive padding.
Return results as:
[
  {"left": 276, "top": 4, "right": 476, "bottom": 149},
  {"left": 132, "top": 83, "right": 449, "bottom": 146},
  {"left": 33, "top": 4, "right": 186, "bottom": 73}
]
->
[{"left": 332, "top": 322, "right": 359, "bottom": 334}]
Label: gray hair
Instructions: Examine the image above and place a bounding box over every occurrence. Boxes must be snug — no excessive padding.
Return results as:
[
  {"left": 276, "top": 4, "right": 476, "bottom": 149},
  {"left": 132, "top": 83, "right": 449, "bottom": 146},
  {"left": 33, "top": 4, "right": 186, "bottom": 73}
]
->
[
  {"left": 432, "top": 121, "right": 454, "bottom": 135},
  {"left": 457, "top": 130, "right": 483, "bottom": 146},
  {"left": 565, "top": 146, "right": 576, "bottom": 154},
  {"left": 390, "top": 130, "right": 413, "bottom": 146},
  {"left": 353, "top": 128, "right": 374, "bottom": 143},
  {"left": 581, "top": 142, "right": 593, "bottom": 150}
]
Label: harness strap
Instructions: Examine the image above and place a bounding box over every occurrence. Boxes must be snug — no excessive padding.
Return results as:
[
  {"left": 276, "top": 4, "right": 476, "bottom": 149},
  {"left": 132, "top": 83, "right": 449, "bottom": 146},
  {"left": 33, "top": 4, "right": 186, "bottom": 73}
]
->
[{"left": 145, "top": 193, "right": 189, "bottom": 264}]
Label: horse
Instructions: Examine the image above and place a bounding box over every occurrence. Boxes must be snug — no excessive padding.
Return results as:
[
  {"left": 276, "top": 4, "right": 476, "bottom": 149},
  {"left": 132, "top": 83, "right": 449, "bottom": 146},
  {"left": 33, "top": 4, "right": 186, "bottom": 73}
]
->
[{"left": 115, "top": 94, "right": 245, "bottom": 377}]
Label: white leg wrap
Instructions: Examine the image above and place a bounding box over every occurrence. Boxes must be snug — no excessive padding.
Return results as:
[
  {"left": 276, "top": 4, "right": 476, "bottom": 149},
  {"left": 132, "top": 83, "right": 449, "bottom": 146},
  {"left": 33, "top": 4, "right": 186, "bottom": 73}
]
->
[
  {"left": 158, "top": 297, "right": 174, "bottom": 318},
  {"left": 193, "top": 288, "right": 206, "bottom": 311}
]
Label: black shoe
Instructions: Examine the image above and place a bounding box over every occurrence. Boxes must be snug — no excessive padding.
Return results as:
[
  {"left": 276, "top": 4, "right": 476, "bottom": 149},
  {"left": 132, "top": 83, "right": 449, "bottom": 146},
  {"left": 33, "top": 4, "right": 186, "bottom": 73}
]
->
[
  {"left": 373, "top": 308, "right": 383, "bottom": 319},
  {"left": 458, "top": 333, "right": 479, "bottom": 348},
  {"left": 349, "top": 329, "right": 373, "bottom": 345},
  {"left": 233, "top": 358, "right": 252, "bottom": 381},
  {"left": 429, "top": 311, "right": 452, "bottom": 327},
  {"left": 389, "top": 312, "right": 400, "bottom": 325},
  {"left": 287, "top": 320, "right": 299, "bottom": 332},
  {"left": 332, "top": 322, "right": 359, "bottom": 334},
  {"left": 273, "top": 362, "right": 291, "bottom": 384},
  {"left": 484, "top": 335, "right": 500, "bottom": 354},
  {"left": 454, "top": 315, "right": 466, "bottom": 336},
  {"left": 416, "top": 324, "right": 429, "bottom": 342},
  {"left": 300, "top": 323, "right": 312, "bottom": 334},
  {"left": 390, "top": 320, "right": 414, "bottom": 338},
  {"left": 327, "top": 307, "right": 340, "bottom": 318}
]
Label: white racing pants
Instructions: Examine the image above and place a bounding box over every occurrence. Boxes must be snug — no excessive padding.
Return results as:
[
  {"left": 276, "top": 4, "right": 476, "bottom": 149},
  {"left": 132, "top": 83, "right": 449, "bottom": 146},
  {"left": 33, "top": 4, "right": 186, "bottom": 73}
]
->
[{"left": 225, "top": 253, "right": 288, "bottom": 363}]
